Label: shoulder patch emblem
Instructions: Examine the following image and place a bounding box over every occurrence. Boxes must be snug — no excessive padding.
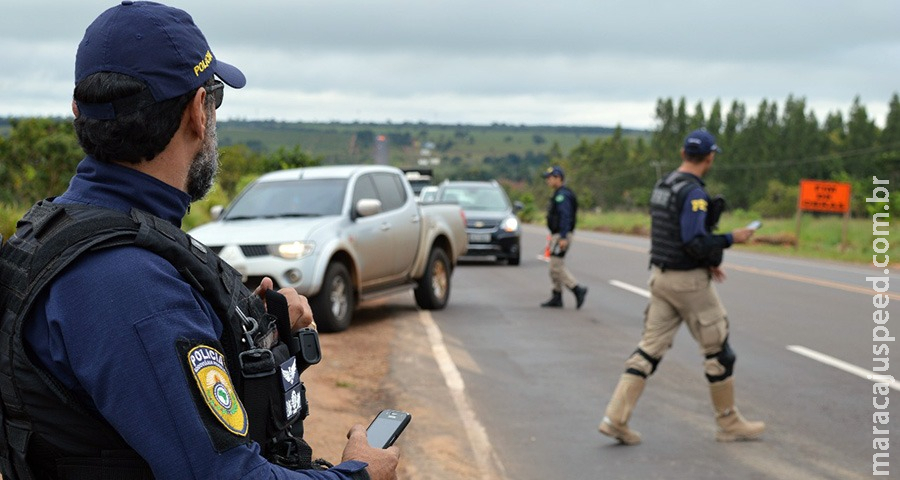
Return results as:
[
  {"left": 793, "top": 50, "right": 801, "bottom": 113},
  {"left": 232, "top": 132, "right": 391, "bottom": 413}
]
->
[
  {"left": 187, "top": 345, "right": 248, "bottom": 437},
  {"left": 691, "top": 199, "right": 708, "bottom": 212},
  {"left": 555, "top": 194, "right": 565, "bottom": 203}
]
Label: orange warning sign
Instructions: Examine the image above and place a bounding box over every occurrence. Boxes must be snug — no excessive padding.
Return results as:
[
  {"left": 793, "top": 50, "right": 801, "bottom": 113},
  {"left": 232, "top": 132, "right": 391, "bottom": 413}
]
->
[{"left": 798, "top": 180, "right": 851, "bottom": 213}]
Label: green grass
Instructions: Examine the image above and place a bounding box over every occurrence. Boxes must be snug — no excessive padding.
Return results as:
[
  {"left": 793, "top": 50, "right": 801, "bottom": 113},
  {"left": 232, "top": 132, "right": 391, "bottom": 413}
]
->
[{"left": 569, "top": 210, "right": 896, "bottom": 266}]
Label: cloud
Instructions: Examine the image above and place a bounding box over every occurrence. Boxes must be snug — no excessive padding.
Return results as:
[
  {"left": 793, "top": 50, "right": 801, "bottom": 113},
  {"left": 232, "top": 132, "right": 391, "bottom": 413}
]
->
[{"left": 1, "top": 0, "right": 898, "bottom": 128}]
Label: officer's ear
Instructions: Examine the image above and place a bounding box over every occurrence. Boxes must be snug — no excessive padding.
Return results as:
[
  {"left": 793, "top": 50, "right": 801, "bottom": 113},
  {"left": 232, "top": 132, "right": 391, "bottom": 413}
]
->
[{"left": 185, "top": 87, "right": 208, "bottom": 142}]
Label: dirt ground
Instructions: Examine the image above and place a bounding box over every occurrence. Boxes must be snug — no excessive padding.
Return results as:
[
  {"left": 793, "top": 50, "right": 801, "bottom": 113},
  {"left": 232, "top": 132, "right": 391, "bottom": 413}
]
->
[
  {"left": 302, "top": 301, "right": 487, "bottom": 480},
  {"left": 301, "top": 309, "right": 397, "bottom": 467}
]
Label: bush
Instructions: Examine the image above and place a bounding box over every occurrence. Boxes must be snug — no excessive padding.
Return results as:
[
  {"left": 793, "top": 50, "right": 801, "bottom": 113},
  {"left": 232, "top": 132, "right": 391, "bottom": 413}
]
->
[
  {"left": 750, "top": 180, "right": 798, "bottom": 218},
  {"left": 182, "top": 183, "right": 231, "bottom": 231},
  {"left": 0, "top": 203, "right": 27, "bottom": 241}
]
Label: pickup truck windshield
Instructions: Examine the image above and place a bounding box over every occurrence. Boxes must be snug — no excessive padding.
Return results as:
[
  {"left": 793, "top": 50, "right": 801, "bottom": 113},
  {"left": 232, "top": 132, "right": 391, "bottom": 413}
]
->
[{"left": 224, "top": 178, "right": 348, "bottom": 220}]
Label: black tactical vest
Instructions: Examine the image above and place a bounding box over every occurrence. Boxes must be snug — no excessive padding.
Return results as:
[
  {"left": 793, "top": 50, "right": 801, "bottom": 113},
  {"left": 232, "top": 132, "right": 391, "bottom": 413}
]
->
[
  {"left": 546, "top": 186, "right": 578, "bottom": 234},
  {"left": 0, "top": 201, "right": 314, "bottom": 480},
  {"left": 649, "top": 172, "right": 703, "bottom": 270}
]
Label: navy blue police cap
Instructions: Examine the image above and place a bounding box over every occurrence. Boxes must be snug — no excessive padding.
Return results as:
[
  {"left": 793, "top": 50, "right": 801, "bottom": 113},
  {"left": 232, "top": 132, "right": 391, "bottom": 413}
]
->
[
  {"left": 683, "top": 129, "right": 722, "bottom": 156},
  {"left": 75, "top": 1, "right": 246, "bottom": 120},
  {"left": 542, "top": 166, "right": 565, "bottom": 178}
]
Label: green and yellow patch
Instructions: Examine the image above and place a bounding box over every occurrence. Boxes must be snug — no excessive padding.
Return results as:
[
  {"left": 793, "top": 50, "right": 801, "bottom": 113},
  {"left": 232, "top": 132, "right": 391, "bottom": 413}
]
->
[{"left": 187, "top": 345, "right": 248, "bottom": 437}]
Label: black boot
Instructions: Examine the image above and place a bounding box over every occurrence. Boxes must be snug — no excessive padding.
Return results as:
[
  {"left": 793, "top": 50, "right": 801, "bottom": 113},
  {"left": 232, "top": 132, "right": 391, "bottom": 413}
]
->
[
  {"left": 541, "top": 290, "right": 563, "bottom": 308},
  {"left": 571, "top": 285, "right": 588, "bottom": 309}
]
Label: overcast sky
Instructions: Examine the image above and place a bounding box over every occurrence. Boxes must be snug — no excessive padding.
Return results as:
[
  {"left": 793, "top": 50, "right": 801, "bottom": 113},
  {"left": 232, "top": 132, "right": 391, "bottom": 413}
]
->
[{"left": 1, "top": 0, "right": 898, "bottom": 129}]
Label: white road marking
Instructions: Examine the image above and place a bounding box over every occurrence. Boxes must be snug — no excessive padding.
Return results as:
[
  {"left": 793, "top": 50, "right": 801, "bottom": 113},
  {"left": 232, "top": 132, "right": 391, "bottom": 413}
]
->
[
  {"left": 419, "top": 311, "right": 508, "bottom": 480},
  {"left": 609, "top": 279, "right": 650, "bottom": 298},
  {"left": 787, "top": 345, "right": 899, "bottom": 391},
  {"left": 564, "top": 227, "right": 900, "bottom": 301},
  {"left": 608, "top": 280, "right": 897, "bottom": 392}
]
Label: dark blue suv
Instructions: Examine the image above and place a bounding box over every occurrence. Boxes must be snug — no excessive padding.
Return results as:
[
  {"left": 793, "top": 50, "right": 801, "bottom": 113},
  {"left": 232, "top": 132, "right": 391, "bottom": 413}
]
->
[{"left": 437, "top": 180, "right": 522, "bottom": 265}]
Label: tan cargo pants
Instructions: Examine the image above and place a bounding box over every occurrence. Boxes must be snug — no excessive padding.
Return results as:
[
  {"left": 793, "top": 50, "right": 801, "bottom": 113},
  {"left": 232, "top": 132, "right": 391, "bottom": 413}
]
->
[
  {"left": 549, "top": 233, "right": 578, "bottom": 291},
  {"left": 625, "top": 266, "right": 729, "bottom": 378}
]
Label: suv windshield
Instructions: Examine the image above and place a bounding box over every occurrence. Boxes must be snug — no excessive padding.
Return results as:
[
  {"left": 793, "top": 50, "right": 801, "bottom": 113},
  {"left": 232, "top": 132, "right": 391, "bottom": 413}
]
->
[
  {"left": 439, "top": 185, "right": 510, "bottom": 212},
  {"left": 224, "top": 178, "right": 348, "bottom": 220}
]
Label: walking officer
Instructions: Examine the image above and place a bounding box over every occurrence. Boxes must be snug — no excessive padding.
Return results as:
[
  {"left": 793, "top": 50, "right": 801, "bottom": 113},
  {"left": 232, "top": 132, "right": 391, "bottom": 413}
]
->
[
  {"left": 540, "top": 166, "right": 588, "bottom": 309},
  {"left": 597, "top": 129, "right": 764, "bottom": 445}
]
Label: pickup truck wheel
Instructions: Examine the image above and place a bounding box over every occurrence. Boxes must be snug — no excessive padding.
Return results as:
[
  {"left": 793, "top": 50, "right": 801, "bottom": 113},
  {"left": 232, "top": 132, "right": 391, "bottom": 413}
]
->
[
  {"left": 311, "top": 262, "right": 354, "bottom": 332},
  {"left": 414, "top": 247, "right": 451, "bottom": 310}
]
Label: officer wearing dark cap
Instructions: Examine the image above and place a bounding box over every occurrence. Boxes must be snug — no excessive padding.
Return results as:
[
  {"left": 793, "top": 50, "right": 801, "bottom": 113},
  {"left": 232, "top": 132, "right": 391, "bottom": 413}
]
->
[
  {"left": 0, "top": 2, "right": 398, "bottom": 479},
  {"left": 597, "top": 129, "right": 763, "bottom": 445},
  {"left": 540, "top": 165, "right": 588, "bottom": 309}
]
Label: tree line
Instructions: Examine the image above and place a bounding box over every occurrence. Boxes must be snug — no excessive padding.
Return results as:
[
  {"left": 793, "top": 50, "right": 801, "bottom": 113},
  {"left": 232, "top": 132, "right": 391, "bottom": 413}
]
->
[
  {"left": 525, "top": 94, "right": 900, "bottom": 217},
  {"left": 2, "top": 93, "right": 898, "bottom": 236}
]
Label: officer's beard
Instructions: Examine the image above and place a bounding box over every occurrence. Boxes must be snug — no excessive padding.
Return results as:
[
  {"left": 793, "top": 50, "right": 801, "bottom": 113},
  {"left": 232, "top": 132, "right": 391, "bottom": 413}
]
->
[{"left": 186, "top": 110, "right": 219, "bottom": 202}]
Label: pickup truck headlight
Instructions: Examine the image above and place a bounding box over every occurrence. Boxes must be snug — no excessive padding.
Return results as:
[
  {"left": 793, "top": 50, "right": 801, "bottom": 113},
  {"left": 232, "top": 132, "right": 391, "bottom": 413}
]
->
[
  {"left": 269, "top": 241, "right": 315, "bottom": 259},
  {"left": 500, "top": 216, "right": 519, "bottom": 233}
]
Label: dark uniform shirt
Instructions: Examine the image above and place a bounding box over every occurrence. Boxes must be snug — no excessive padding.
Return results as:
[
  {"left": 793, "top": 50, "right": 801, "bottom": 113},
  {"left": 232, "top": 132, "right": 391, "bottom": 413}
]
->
[
  {"left": 547, "top": 185, "right": 577, "bottom": 239},
  {"left": 23, "top": 156, "right": 366, "bottom": 479}
]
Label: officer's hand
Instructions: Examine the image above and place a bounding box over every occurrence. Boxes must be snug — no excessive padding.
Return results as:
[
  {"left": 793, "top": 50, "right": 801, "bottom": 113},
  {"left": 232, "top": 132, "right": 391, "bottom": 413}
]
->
[
  {"left": 730, "top": 228, "right": 754, "bottom": 244},
  {"left": 254, "top": 277, "right": 316, "bottom": 332},
  {"left": 558, "top": 238, "right": 569, "bottom": 251},
  {"left": 341, "top": 424, "right": 400, "bottom": 480},
  {"left": 709, "top": 266, "right": 727, "bottom": 282}
]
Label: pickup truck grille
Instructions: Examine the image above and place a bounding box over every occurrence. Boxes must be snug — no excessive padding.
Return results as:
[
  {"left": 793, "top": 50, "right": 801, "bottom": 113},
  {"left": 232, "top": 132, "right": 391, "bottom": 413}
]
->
[{"left": 240, "top": 245, "right": 269, "bottom": 257}]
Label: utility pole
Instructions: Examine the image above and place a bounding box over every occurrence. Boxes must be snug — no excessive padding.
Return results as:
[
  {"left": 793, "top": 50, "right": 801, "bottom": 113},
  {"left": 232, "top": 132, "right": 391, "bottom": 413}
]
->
[{"left": 650, "top": 161, "right": 664, "bottom": 180}]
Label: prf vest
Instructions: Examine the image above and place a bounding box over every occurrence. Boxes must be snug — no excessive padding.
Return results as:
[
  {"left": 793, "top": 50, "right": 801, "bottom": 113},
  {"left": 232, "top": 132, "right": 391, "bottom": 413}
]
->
[
  {"left": 0, "top": 200, "right": 315, "bottom": 480},
  {"left": 648, "top": 171, "right": 703, "bottom": 270}
]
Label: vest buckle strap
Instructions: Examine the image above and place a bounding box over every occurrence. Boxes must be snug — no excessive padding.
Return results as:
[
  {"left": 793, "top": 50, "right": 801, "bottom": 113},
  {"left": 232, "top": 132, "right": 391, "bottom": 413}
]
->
[{"left": 239, "top": 348, "right": 277, "bottom": 379}]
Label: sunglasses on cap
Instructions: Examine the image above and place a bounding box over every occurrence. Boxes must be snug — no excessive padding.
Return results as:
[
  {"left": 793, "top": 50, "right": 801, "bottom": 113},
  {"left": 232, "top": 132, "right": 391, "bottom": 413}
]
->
[{"left": 205, "top": 80, "right": 224, "bottom": 109}]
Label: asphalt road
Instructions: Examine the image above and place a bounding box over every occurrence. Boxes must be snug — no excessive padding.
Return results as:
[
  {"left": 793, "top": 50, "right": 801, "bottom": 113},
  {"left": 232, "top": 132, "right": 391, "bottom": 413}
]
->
[{"left": 392, "top": 224, "right": 897, "bottom": 480}]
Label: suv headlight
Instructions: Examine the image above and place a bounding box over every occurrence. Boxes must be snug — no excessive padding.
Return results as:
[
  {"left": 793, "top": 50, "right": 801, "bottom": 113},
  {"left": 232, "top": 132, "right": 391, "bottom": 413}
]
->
[
  {"left": 268, "top": 241, "right": 315, "bottom": 259},
  {"left": 500, "top": 216, "right": 519, "bottom": 233}
]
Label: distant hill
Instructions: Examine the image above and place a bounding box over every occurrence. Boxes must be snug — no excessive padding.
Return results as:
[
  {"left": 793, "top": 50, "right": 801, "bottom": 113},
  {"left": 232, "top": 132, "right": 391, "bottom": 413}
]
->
[
  {"left": 0, "top": 116, "right": 650, "bottom": 177},
  {"left": 216, "top": 120, "right": 650, "bottom": 166}
]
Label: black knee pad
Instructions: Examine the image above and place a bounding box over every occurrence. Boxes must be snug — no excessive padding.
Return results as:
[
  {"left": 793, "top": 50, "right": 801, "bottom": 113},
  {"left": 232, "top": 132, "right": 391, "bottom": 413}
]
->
[
  {"left": 705, "top": 340, "right": 736, "bottom": 382},
  {"left": 626, "top": 348, "right": 661, "bottom": 379}
]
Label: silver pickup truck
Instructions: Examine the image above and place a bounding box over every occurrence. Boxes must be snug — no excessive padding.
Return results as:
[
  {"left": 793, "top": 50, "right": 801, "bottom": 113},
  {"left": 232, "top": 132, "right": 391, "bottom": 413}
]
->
[{"left": 188, "top": 165, "right": 467, "bottom": 332}]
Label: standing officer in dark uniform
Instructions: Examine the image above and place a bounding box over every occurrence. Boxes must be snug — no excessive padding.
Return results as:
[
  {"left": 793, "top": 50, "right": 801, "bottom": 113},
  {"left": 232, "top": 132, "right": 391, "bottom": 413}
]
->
[
  {"left": 540, "top": 166, "right": 588, "bottom": 309},
  {"left": 0, "top": 2, "right": 398, "bottom": 479},
  {"left": 597, "top": 130, "right": 763, "bottom": 445}
]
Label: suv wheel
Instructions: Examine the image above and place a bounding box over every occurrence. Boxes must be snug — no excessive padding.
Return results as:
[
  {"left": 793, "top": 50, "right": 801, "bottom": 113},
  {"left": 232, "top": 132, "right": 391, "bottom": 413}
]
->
[
  {"left": 311, "top": 262, "right": 354, "bottom": 332},
  {"left": 507, "top": 241, "right": 521, "bottom": 266}
]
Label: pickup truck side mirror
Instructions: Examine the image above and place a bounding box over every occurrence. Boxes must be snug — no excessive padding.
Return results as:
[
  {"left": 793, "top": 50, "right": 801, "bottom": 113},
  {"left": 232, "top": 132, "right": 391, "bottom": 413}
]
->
[
  {"left": 354, "top": 198, "right": 383, "bottom": 220},
  {"left": 513, "top": 201, "right": 524, "bottom": 212},
  {"left": 210, "top": 205, "right": 224, "bottom": 220}
]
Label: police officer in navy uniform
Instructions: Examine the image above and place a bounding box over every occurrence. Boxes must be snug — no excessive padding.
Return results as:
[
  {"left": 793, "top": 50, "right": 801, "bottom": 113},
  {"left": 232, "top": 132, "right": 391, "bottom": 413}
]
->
[
  {"left": 0, "top": 2, "right": 398, "bottom": 479},
  {"left": 597, "top": 129, "right": 764, "bottom": 445},
  {"left": 540, "top": 166, "right": 588, "bottom": 309}
]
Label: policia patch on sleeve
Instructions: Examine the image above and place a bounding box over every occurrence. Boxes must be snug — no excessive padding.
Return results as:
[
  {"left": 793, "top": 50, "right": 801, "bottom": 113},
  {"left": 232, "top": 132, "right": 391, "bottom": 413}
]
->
[{"left": 177, "top": 339, "right": 250, "bottom": 452}]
